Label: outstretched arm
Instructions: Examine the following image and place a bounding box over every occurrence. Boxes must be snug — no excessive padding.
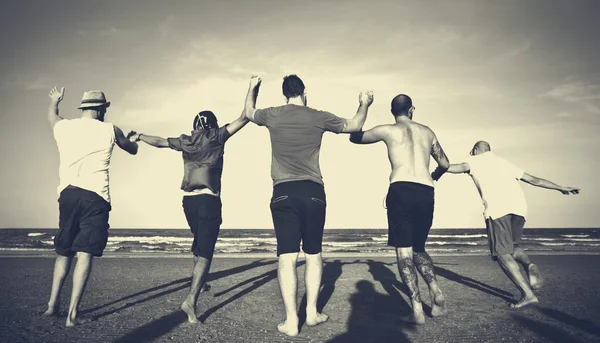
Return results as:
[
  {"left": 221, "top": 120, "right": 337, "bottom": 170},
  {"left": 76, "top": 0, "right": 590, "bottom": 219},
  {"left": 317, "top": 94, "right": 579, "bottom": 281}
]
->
[
  {"left": 341, "top": 91, "right": 374, "bottom": 133},
  {"left": 133, "top": 133, "right": 169, "bottom": 148},
  {"left": 48, "top": 87, "right": 65, "bottom": 128},
  {"left": 520, "top": 173, "right": 580, "bottom": 195},
  {"left": 243, "top": 75, "right": 262, "bottom": 123},
  {"left": 430, "top": 134, "right": 450, "bottom": 181},
  {"left": 114, "top": 126, "right": 138, "bottom": 155},
  {"left": 446, "top": 162, "right": 471, "bottom": 174},
  {"left": 349, "top": 125, "right": 387, "bottom": 144}
]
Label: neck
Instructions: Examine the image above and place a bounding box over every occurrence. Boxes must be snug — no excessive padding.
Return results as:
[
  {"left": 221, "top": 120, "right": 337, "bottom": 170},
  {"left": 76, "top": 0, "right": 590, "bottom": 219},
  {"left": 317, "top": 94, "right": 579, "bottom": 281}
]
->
[
  {"left": 394, "top": 115, "right": 411, "bottom": 123},
  {"left": 287, "top": 96, "right": 304, "bottom": 106},
  {"left": 81, "top": 110, "right": 99, "bottom": 121}
]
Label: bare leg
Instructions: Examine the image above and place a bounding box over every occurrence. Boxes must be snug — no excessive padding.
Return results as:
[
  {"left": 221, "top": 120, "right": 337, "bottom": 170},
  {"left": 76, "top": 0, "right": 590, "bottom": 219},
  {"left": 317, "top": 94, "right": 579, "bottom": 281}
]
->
[
  {"left": 181, "top": 255, "right": 212, "bottom": 324},
  {"left": 44, "top": 255, "right": 73, "bottom": 316},
  {"left": 396, "top": 247, "right": 425, "bottom": 324},
  {"left": 413, "top": 251, "right": 446, "bottom": 317},
  {"left": 66, "top": 252, "right": 93, "bottom": 327},
  {"left": 277, "top": 252, "right": 300, "bottom": 337},
  {"left": 304, "top": 252, "right": 328, "bottom": 326},
  {"left": 513, "top": 247, "right": 543, "bottom": 290},
  {"left": 497, "top": 254, "right": 538, "bottom": 308}
]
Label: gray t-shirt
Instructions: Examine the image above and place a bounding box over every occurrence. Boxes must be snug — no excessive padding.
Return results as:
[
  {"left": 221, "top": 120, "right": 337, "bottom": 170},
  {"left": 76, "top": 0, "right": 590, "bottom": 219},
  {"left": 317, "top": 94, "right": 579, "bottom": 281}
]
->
[
  {"left": 167, "top": 126, "right": 231, "bottom": 193},
  {"left": 254, "top": 104, "right": 346, "bottom": 186}
]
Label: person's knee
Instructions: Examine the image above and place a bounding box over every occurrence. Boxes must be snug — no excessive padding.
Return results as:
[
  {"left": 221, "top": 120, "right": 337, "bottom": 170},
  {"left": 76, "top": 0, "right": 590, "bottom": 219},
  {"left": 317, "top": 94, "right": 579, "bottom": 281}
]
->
[{"left": 396, "top": 247, "right": 413, "bottom": 259}]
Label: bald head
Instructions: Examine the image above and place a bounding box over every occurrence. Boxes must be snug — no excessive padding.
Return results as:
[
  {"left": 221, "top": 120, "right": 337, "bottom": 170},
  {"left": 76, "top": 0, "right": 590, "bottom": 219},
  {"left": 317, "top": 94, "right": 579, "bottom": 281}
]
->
[
  {"left": 391, "top": 94, "right": 413, "bottom": 117},
  {"left": 470, "top": 141, "right": 491, "bottom": 156}
]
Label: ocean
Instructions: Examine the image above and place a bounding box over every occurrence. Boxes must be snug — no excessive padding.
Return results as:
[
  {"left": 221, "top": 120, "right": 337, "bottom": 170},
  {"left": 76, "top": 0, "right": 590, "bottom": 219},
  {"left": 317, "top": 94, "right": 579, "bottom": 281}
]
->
[{"left": 1, "top": 228, "right": 599, "bottom": 256}]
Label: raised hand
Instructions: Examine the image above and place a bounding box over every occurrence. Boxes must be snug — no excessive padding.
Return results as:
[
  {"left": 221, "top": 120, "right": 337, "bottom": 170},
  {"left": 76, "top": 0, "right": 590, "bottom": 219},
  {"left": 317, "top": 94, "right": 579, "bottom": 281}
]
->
[
  {"left": 127, "top": 131, "right": 140, "bottom": 143},
  {"left": 560, "top": 187, "right": 580, "bottom": 195},
  {"left": 249, "top": 75, "right": 262, "bottom": 89},
  {"left": 359, "top": 91, "right": 374, "bottom": 106},
  {"left": 49, "top": 87, "right": 65, "bottom": 103}
]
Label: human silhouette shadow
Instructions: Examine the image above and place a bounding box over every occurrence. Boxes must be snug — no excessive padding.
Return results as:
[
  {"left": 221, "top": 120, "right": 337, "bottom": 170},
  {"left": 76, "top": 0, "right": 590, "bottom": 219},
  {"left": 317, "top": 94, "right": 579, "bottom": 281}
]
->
[
  {"left": 113, "top": 310, "right": 187, "bottom": 343},
  {"left": 365, "top": 260, "right": 415, "bottom": 315},
  {"left": 434, "top": 266, "right": 514, "bottom": 302},
  {"left": 297, "top": 259, "right": 361, "bottom": 329},
  {"left": 536, "top": 307, "right": 600, "bottom": 337},
  {"left": 511, "top": 313, "right": 586, "bottom": 343},
  {"left": 86, "top": 259, "right": 275, "bottom": 319},
  {"left": 327, "top": 280, "right": 414, "bottom": 343}
]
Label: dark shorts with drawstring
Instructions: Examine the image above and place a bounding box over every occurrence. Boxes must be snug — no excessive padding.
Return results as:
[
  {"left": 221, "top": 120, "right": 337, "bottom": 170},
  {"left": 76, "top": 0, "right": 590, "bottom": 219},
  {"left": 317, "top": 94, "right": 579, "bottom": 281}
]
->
[{"left": 183, "top": 194, "right": 222, "bottom": 260}]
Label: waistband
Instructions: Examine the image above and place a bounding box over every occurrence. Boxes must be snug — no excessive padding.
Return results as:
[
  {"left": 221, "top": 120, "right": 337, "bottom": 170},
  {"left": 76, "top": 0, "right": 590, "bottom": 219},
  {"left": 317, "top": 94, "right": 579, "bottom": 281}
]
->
[{"left": 389, "top": 181, "right": 434, "bottom": 192}]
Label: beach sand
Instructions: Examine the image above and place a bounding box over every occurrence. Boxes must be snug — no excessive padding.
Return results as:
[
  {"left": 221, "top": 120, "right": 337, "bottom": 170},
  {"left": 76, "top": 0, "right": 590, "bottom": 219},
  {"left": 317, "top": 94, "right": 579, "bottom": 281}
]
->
[{"left": 1, "top": 254, "right": 599, "bottom": 343}]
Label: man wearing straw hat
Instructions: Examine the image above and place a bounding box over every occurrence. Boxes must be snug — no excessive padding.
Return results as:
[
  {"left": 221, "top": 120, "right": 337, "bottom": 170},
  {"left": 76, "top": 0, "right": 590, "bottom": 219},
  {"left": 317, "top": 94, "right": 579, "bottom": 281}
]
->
[
  {"left": 43, "top": 87, "right": 139, "bottom": 327},
  {"left": 127, "top": 76, "right": 261, "bottom": 324}
]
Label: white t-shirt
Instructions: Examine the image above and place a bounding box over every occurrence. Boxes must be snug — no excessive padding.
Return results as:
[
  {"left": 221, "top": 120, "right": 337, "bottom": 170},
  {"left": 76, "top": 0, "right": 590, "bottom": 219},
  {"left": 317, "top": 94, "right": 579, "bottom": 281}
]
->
[
  {"left": 467, "top": 151, "right": 527, "bottom": 220},
  {"left": 53, "top": 118, "right": 116, "bottom": 203}
]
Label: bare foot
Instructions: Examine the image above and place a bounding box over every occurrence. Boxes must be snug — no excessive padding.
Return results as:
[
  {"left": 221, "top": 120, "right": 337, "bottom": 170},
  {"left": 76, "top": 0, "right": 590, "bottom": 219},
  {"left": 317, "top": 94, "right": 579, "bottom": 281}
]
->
[
  {"left": 306, "top": 312, "right": 329, "bottom": 327},
  {"left": 65, "top": 316, "right": 92, "bottom": 327},
  {"left": 430, "top": 290, "right": 447, "bottom": 317},
  {"left": 528, "top": 264, "right": 544, "bottom": 290},
  {"left": 277, "top": 319, "right": 299, "bottom": 337},
  {"left": 509, "top": 295, "right": 539, "bottom": 309},
  {"left": 181, "top": 299, "right": 199, "bottom": 324},
  {"left": 42, "top": 305, "right": 59, "bottom": 317},
  {"left": 200, "top": 283, "right": 211, "bottom": 293},
  {"left": 401, "top": 311, "right": 426, "bottom": 325}
]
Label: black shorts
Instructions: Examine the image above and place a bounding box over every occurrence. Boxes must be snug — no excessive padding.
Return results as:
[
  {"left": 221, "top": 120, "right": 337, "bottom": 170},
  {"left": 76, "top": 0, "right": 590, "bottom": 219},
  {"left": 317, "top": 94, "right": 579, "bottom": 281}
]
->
[
  {"left": 55, "top": 185, "right": 111, "bottom": 257},
  {"left": 485, "top": 214, "right": 526, "bottom": 259},
  {"left": 183, "top": 194, "right": 222, "bottom": 260},
  {"left": 386, "top": 181, "right": 434, "bottom": 252},
  {"left": 270, "top": 180, "right": 327, "bottom": 256}
]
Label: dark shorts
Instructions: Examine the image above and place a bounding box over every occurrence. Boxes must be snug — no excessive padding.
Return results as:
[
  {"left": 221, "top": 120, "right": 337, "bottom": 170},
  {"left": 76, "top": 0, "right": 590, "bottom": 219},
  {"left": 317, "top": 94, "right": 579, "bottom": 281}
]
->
[
  {"left": 183, "top": 194, "right": 222, "bottom": 260},
  {"left": 386, "top": 181, "right": 434, "bottom": 252},
  {"left": 270, "top": 180, "right": 327, "bottom": 256},
  {"left": 485, "top": 214, "right": 525, "bottom": 259},
  {"left": 55, "top": 185, "right": 111, "bottom": 257}
]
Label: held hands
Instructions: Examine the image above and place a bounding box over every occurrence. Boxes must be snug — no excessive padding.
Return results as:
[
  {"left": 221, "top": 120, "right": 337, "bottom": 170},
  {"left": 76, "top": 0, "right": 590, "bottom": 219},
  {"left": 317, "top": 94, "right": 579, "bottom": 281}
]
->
[
  {"left": 127, "top": 130, "right": 141, "bottom": 143},
  {"left": 359, "top": 91, "right": 374, "bottom": 106},
  {"left": 49, "top": 87, "right": 65, "bottom": 103},
  {"left": 560, "top": 187, "right": 580, "bottom": 195}
]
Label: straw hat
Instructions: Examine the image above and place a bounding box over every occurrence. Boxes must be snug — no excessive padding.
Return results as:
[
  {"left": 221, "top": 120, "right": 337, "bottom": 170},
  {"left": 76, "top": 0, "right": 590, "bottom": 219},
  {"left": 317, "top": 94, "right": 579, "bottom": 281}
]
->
[{"left": 77, "top": 90, "right": 111, "bottom": 109}]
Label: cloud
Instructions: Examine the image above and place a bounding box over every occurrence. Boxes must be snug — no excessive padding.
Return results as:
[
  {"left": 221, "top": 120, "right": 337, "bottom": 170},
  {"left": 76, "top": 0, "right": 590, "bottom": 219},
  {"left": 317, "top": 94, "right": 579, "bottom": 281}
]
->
[{"left": 541, "top": 79, "right": 600, "bottom": 114}]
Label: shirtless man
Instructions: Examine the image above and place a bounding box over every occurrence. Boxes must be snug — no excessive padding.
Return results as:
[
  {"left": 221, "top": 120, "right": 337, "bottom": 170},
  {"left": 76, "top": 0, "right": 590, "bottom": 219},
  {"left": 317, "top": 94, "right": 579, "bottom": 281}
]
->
[
  {"left": 436, "top": 140, "right": 580, "bottom": 308},
  {"left": 350, "top": 94, "right": 449, "bottom": 324},
  {"left": 244, "top": 74, "right": 373, "bottom": 336}
]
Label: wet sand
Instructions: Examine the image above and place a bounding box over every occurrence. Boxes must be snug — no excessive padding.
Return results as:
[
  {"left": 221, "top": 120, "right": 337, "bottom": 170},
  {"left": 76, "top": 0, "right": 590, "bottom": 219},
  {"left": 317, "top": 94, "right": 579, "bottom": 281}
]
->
[{"left": 1, "top": 254, "right": 599, "bottom": 342}]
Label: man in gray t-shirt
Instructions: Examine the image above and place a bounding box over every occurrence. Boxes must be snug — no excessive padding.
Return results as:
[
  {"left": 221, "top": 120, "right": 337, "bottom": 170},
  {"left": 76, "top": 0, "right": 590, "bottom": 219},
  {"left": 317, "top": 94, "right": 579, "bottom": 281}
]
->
[{"left": 244, "top": 74, "right": 374, "bottom": 337}]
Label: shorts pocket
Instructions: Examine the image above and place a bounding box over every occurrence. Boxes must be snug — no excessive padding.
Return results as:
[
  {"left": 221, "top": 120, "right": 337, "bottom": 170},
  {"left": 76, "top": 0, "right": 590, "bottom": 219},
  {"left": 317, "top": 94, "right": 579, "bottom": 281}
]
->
[
  {"left": 310, "top": 197, "right": 325, "bottom": 205},
  {"left": 271, "top": 195, "right": 289, "bottom": 204}
]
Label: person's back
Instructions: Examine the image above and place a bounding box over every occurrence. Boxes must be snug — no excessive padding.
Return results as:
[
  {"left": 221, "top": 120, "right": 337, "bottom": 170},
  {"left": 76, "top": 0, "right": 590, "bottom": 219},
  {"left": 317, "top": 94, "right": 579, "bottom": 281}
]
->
[
  {"left": 54, "top": 117, "right": 116, "bottom": 202},
  {"left": 258, "top": 104, "right": 341, "bottom": 185},
  {"left": 383, "top": 120, "right": 436, "bottom": 187}
]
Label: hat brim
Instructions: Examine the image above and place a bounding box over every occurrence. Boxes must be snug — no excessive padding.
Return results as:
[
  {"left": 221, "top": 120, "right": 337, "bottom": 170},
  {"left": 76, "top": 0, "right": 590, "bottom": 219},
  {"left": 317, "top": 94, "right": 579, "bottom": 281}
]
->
[{"left": 77, "top": 101, "right": 111, "bottom": 110}]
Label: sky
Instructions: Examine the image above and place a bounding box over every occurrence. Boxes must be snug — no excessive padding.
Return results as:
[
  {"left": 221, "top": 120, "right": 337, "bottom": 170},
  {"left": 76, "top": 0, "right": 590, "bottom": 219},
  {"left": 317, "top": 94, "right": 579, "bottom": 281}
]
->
[{"left": 1, "top": 0, "right": 598, "bottom": 229}]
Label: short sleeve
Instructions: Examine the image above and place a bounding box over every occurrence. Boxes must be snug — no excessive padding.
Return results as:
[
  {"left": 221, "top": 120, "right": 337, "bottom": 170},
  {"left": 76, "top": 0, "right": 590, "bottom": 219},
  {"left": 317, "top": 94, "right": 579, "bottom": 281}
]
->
[
  {"left": 215, "top": 125, "right": 232, "bottom": 144},
  {"left": 254, "top": 108, "right": 271, "bottom": 127},
  {"left": 167, "top": 136, "right": 183, "bottom": 151},
  {"left": 322, "top": 111, "right": 346, "bottom": 134}
]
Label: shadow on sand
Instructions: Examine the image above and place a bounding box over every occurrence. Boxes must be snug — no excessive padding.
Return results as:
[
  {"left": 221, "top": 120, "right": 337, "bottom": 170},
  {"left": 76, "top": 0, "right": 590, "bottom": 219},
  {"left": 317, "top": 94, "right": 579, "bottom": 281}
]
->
[
  {"left": 106, "top": 259, "right": 278, "bottom": 342},
  {"left": 435, "top": 266, "right": 515, "bottom": 302}
]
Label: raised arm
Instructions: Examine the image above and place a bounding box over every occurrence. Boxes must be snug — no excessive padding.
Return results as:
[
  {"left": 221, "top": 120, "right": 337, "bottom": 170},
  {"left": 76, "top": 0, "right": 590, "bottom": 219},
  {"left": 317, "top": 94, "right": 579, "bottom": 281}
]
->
[
  {"left": 520, "top": 173, "right": 580, "bottom": 195},
  {"left": 430, "top": 133, "right": 450, "bottom": 181},
  {"left": 349, "top": 125, "right": 387, "bottom": 144},
  {"left": 341, "top": 91, "right": 374, "bottom": 133},
  {"left": 48, "top": 87, "right": 65, "bottom": 128},
  {"left": 243, "top": 75, "right": 262, "bottom": 123},
  {"left": 114, "top": 126, "right": 138, "bottom": 155}
]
